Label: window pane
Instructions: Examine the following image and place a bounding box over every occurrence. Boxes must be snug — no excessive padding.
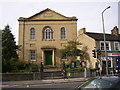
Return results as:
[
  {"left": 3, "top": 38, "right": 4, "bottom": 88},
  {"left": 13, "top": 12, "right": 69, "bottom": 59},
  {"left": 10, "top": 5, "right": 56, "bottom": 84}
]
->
[
  {"left": 100, "top": 41, "right": 110, "bottom": 50},
  {"left": 30, "top": 28, "right": 35, "bottom": 40},
  {"left": 101, "top": 42, "right": 104, "bottom": 50},
  {"left": 43, "top": 27, "right": 53, "bottom": 40},
  {"left": 51, "top": 32, "right": 53, "bottom": 39},
  {"left": 106, "top": 43, "right": 109, "bottom": 47},
  {"left": 114, "top": 42, "right": 119, "bottom": 50},
  {"left": 106, "top": 42, "right": 109, "bottom": 50},
  {"left": 30, "top": 50, "right": 36, "bottom": 61},
  {"left": 61, "top": 27, "right": 66, "bottom": 40}
]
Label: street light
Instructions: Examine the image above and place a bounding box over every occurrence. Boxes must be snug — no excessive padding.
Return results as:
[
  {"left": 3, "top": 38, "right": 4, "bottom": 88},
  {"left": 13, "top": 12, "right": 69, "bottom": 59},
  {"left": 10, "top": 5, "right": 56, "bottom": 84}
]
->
[{"left": 102, "top": 6, "right": 111, "bottom": 76}]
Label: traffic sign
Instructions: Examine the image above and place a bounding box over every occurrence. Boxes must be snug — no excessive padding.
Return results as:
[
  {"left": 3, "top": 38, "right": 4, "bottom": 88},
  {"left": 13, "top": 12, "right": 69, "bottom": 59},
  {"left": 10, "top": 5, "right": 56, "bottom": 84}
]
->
[{"left": 108, "top": 53, "right": 120, "bottom": 57}]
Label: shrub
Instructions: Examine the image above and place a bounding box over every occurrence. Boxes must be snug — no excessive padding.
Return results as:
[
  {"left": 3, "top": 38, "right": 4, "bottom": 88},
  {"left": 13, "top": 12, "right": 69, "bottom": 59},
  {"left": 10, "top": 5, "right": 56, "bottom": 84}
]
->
[
  {"left": 90, "top": 68, "right": 97, "bottom": 71},
  {"left": 66, "top": 64, "right": 70, "bottom": 68},
  {"left": 30, "top": 63, "right": 39, "bottom": 72},
  {"left": 2, "top": 56, "right": 39, "bottom": 73},
  {"left": 16, "top": 61, "right": 26, "bottom": 70},
  {"left": 8, "top": 58, "right": 18, "bottom": 72},
  {"left": 16, "top": 62, "right": 39, "bottom": 72}
]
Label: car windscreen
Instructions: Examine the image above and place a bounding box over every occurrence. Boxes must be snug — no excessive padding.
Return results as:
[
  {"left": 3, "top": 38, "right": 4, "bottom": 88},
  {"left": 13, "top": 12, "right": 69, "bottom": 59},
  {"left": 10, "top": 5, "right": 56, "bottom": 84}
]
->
[{"left": 84, "top": 79, "right": 114, "bottom": 88}]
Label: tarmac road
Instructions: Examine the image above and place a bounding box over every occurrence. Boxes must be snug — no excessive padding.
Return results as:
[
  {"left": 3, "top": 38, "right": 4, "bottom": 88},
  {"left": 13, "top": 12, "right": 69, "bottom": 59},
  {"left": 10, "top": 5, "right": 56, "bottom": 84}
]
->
[
  {"left": 2, "top": 81, "right": 83, "bottom": 89},
  {"left": 1, "top": 77, "right": 89, "bottom": 89}
]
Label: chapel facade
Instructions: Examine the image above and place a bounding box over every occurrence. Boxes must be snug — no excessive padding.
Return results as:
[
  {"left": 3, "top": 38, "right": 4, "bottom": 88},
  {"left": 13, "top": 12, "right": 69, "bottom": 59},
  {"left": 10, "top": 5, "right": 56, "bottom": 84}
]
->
[{"left": 18, "top": 8, "right": 77, "bottom": 67}]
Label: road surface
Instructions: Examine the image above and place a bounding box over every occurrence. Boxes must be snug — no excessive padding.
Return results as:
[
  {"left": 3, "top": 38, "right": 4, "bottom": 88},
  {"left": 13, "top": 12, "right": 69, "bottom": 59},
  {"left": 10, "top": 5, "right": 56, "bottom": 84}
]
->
[{"left": 2, "top": 81, "right": 84, "bottom": 89}]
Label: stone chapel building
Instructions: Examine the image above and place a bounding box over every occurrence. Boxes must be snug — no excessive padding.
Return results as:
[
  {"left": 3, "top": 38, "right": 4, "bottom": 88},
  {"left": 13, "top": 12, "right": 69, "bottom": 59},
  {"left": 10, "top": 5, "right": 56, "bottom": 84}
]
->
[{"left": 18, "top": 8, "right": 77, "bottom": 67}]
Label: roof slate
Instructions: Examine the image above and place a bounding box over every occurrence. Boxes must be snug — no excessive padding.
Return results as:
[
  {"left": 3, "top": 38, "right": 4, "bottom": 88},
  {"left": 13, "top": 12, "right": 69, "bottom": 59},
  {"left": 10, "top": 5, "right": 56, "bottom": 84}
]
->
[{"left": 85, "top": 32, "right": 120, "bottom": 41}]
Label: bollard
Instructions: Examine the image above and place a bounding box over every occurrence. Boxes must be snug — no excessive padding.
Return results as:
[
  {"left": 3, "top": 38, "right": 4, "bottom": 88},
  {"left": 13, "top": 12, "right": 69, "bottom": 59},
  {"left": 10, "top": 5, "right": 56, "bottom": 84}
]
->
[{"left": 84, "top": 68, "right": 87, "bottom": 78}]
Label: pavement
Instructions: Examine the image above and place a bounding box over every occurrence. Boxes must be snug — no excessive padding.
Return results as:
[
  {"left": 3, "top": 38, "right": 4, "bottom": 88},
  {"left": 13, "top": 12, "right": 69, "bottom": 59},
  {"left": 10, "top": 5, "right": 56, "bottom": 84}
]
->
[{"left": 1, "top": 77, "right": 92, "bottom": 86}]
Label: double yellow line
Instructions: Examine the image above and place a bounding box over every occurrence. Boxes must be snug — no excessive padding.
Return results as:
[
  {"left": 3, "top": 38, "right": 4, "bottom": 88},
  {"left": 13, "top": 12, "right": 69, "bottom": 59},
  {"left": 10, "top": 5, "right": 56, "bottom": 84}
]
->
[{"left": 0, "top": 84, "right": 17, "bottom": 87}]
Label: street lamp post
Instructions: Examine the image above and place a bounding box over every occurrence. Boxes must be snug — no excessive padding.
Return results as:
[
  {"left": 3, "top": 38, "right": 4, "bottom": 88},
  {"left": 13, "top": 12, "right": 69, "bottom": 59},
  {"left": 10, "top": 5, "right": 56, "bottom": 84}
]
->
[{"left": 102, "top": 6, "right": 111, "bottom": 76}]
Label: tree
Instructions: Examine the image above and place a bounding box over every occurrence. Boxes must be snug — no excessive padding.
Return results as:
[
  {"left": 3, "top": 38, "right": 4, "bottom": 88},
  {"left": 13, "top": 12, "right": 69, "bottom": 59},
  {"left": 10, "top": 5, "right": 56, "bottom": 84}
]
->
[
  {"left": 2, "top": 25, "right": 18, "bottom": 73},
  {"left": 61, "top": 40, "right": 82, "bottom": 61}
]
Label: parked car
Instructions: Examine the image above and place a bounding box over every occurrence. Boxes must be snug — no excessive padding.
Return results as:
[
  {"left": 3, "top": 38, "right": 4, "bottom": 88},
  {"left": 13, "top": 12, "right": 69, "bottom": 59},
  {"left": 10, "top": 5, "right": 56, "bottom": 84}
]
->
[{"left": 77, "top": 76, "right": 120, "bottom": 90}]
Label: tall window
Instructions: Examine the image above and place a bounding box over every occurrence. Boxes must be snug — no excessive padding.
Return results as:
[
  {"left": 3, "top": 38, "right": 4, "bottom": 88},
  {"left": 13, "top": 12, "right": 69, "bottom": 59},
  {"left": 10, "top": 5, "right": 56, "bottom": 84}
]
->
[
  {"left": 43, "top": 26, "right": 53, "bottom": 40},
  {"left": 30, "top": 28, "right": 35, "bottom": 40},
  {"left": 30, "top": 50, "right": 36, "bottom": 61},
  {"left": 114, "top": 42, "right": 120, "bottom": 50},
  {"left": 61, "top": 27, "right": 66, "bottom": 40},
  {"left": 100, "top": 41, "right": 111, "bottom": 50}
]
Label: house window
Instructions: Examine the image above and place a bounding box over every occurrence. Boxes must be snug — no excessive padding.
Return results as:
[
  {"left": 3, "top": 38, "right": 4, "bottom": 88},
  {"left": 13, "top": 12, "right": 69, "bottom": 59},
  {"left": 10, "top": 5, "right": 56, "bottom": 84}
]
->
[
  {"left": 114, "top": 42, "right": 120, "bottom": 50},
  {"left": 30, "top": 50, "right": 36, "bottom": 61},
  {"left": 43, "top": 26, "right": 53, "bottom": 40},
  {"left": 61, "top": 27, "right": 66, "bottom": 40},
  {"left": 101, "top": 57, "right": 112, "bottom": 67},
  {"left": 100, "top": 41, "right": 111, "bottom": 50},
  {"left": 30, "top": 28, "right": 35, "bottom": 40}
]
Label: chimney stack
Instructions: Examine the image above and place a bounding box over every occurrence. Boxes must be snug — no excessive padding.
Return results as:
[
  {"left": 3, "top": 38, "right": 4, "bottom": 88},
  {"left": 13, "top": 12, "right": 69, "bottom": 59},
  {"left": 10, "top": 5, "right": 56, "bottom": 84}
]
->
[
  {"left": 111, "top": 26, "right": 119, "bottom": 36},
  {"left": 78, "top": 28, "right": 86, "bottom": 35}
]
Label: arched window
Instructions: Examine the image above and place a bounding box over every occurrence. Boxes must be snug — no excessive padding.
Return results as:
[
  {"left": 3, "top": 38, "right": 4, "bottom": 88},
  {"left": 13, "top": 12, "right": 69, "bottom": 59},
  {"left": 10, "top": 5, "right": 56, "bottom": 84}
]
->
[
  {"left": 61, "top": 27, "right": 66, "bottom": 40},
  {"left": 43, "top": 26, "right": 53, "bottom": 40},
  {"left": 30, "top": 28, "right": 35, "bottom": 40}
]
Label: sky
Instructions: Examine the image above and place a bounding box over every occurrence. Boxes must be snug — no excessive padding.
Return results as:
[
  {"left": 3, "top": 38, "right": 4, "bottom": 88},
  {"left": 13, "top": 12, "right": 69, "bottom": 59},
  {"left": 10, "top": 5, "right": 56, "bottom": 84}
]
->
[{"left": 0, "top": 0, "right": 119, "bottom": 44}]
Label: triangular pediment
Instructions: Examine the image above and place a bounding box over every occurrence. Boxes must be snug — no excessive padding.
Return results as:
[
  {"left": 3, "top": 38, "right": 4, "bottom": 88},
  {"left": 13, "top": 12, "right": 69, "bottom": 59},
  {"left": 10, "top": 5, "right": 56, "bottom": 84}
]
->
[
  {"left": 18, "top": 8, "right": 77, "bottom": 21},
  {"left": 29, "top": 8, "right": 68, "bottom": 20}
]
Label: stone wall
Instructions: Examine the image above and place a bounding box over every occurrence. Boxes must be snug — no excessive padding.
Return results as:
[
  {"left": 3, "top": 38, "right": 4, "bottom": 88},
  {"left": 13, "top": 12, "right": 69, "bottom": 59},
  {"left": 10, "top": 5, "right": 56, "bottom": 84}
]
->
[
  {"left": 2, "top": 71, "right": 96, "bottom": 81},
  {"left": 2, "top": 72, "right": 41, "bottom": 81}
]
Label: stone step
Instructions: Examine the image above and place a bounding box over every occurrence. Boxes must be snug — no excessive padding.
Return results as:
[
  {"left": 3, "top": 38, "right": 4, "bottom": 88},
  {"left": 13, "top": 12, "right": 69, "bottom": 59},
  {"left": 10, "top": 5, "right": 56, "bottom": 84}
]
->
[
  {"left": 44, "top": 68, "right": 62, "bottom": 72},
  {"left": 43, "top": 66, "right": 62, "bottom": 72}
]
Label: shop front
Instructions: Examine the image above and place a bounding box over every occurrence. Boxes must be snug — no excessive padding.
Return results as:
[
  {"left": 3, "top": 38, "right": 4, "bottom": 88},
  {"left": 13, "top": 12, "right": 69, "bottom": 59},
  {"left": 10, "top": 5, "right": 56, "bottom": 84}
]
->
[{"left": 108, "top": 52, "right": 120, "bottom": 74}]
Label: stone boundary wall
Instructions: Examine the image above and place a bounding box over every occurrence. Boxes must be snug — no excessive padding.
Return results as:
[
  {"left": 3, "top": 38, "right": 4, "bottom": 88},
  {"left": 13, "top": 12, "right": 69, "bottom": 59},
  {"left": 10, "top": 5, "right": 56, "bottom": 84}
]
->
[{"left": 2, "top": 71, "right": 96, "bottom": 81}]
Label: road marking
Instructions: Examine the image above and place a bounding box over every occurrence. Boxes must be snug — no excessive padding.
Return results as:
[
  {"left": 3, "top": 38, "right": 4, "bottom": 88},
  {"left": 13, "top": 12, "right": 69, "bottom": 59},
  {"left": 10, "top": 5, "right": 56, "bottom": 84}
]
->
[{"left": 0, "top": 84, "right": 18, "bottom": 87}]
